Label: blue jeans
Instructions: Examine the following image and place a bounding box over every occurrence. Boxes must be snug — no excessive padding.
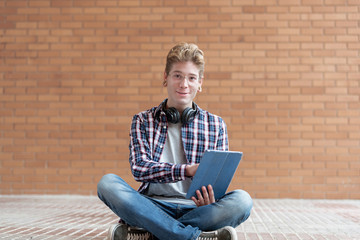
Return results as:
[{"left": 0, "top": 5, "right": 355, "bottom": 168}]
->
[{"left": 97, "top": 174, "right": 252, "bottom": 240}]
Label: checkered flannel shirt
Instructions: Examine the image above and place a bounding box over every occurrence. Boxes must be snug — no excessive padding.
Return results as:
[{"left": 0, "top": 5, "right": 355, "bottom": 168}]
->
[{"left": 129, "top": 99, "right": 229, "bottom": 193}]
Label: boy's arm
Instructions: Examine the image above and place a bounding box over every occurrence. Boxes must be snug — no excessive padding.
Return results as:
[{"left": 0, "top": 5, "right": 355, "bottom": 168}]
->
[{"left": 129, "top": 114, "right": 187, "bottom": 183}]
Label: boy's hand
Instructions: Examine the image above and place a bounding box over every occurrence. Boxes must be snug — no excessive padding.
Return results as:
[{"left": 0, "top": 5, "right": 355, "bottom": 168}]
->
[
  {"left": 191, "top": 185, "right": 215, "bottom": 207},
  {"left": 185, "top": 164, "right": 199, "bottom": 177}
]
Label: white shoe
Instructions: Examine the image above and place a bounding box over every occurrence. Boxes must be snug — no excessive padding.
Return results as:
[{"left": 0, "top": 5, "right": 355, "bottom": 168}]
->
[
  {"left": 197, "top": 226, "right": 238, "bottom": 240},
  {"left": 107, "top": 223, "right": 153, "bottom": 240}
]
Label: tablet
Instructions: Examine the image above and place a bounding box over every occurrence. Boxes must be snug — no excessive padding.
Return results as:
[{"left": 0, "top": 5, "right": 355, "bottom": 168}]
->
[{"left": 186, "top": 150, "right": 243, "bottom": 200}]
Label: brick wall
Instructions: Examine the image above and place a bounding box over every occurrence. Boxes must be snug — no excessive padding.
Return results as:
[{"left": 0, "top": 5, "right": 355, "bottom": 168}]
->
[{"left": 1, "top": 0, "right": 359, "bottom": 199}]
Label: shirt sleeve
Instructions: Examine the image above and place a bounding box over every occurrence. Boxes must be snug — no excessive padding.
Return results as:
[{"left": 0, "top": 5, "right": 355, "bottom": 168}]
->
[
  {"left": 128, "top": 114, "right": 187, "bottom": 183},
  {"left": 216, "top": 118, "right": 229, "bottom": 151}
]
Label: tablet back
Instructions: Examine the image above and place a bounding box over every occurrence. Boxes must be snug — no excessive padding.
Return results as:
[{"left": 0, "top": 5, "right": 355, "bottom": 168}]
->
[{"left": 186, "top": 150, "right": 243, "bottom": 200}]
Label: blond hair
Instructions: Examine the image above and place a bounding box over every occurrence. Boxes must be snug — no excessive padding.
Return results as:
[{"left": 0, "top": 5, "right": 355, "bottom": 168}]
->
[{"left": 165, "top": 42, "right": 205, "bottom": 79}]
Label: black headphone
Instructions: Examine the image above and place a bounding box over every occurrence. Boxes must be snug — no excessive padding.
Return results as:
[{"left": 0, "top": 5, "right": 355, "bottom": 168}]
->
[{"left": 163, "top": 100, "right": 198, "bottom": 124}]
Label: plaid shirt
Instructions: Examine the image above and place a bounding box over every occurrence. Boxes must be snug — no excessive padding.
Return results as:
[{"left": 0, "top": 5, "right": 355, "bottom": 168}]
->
[{"left": 129, "top": 99, "right": 229, "bottom": 193}]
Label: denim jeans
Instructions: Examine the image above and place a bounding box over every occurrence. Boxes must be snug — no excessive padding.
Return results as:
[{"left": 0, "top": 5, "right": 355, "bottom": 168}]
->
[{"left": 97, "top": 174, "right": 252, "bottom": 240}]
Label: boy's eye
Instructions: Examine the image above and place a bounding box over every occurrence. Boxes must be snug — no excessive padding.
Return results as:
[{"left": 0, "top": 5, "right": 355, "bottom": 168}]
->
[{"left": 172, "top": 74, "right": 184, "bottom": 80}]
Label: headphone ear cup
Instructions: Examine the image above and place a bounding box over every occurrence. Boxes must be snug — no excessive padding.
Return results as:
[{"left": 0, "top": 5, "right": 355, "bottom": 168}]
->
[
  {"left": 165, "top": 107, "right": 180, "bottom": 124},
  {"left": 181, "top": 107, "right": 196, "bottom": 124}
]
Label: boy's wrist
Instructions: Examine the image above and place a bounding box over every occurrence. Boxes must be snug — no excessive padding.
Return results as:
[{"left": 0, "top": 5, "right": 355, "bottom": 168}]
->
[{"left": 185, "top": 164, "right": 199, "bottom": 177}]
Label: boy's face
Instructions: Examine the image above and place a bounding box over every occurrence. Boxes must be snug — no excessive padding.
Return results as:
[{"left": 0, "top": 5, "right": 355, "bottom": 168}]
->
[{"left": 164, "top": 61, "right": 203, "bottom": 112}]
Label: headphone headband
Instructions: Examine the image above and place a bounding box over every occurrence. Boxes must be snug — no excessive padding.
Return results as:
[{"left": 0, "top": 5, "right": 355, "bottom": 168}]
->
[{"left": 161, "top": 99, "right": 198, "bottom": 124}]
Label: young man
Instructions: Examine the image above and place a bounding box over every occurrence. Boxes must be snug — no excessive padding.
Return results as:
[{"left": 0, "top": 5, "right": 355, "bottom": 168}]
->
[{"left": 97, "top": 43, "right": 252, "bottom": 240}]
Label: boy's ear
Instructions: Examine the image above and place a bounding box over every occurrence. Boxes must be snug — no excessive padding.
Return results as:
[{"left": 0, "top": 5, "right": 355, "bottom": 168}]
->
[
  {"left": 163, "top": 72, "right": 168, "bottom": 87},
  {"left": 198, "top": 77, "right": 203, "bottom": 92}
]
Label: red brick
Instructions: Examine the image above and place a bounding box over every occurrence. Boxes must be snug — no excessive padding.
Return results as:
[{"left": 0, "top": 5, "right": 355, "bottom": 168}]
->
[{"left": 0, "top": 0, "right": 358, "bottom": 198}]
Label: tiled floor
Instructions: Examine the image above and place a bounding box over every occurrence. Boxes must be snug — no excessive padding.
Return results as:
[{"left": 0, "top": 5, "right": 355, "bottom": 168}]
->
[{"left": 0, "top": 195, "right": 359, "bottom": 240}]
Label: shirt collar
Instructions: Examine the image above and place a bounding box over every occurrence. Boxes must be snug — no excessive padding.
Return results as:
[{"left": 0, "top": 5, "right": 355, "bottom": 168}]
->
[{"left": 153, "top": 99, "right": 167, "bottom": 122}]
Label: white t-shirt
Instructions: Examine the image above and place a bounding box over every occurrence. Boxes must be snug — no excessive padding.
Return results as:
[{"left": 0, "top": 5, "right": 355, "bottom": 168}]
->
[{"left": 146, "top": 122, "right": 195, "bottom": 205}]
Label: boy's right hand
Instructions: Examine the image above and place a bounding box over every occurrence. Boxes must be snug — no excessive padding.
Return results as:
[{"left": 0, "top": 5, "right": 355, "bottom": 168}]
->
[{"left": 185, "top": 164, "right": 199, "bottom": 177}]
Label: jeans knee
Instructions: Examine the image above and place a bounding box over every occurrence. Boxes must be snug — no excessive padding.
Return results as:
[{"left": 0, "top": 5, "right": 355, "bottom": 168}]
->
[
  {"left": 228, "top": 190, "right": 253, "bottom": 219},
  {"left": 97, "top": 173, "right": 117, "bottom": 196},
  {"left": 234, "top": 190, "right": 252, "bottom": 208}
]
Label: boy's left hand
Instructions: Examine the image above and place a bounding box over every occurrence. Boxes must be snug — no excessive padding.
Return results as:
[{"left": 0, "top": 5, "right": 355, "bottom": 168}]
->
[{"left": 191, "top": 185, "right": 215, "bottom": 207}]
